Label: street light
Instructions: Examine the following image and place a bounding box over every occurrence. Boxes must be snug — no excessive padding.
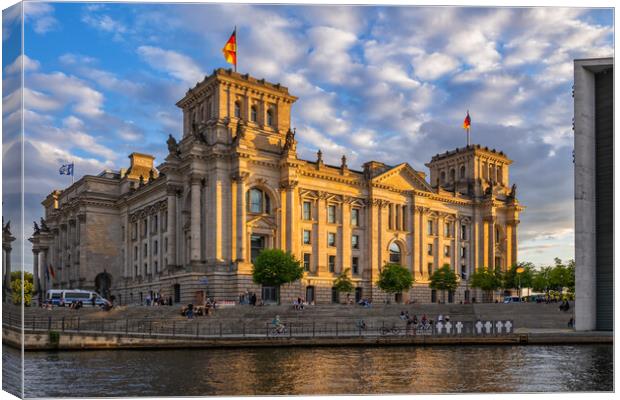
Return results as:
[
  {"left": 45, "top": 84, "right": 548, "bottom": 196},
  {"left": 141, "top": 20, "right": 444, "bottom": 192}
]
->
[{"left": 516, "top": 266, "right": 525, "bottom": 300}]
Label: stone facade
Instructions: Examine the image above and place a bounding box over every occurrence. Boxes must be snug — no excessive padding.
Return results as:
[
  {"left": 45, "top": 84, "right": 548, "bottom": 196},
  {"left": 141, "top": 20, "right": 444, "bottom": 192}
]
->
[{"left": 31, "top": 68, "right": 524, "bottom": 305}]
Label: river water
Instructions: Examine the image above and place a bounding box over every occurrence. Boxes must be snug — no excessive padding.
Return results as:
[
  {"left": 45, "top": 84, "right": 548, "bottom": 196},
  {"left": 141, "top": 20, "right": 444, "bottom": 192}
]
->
[{"left": 3, "top": 344, "right": 613, "bottom": 397}]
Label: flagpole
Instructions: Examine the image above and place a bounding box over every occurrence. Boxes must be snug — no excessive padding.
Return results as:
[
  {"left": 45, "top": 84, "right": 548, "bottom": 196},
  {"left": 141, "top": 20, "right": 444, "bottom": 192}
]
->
[
  {"left": 72, "top": 161, "right": 75, "bottom": 185},
  {"left": 234, "top": 25, "right": 237, "bottom": 73},
  {"left": 467, "top": 127, "right": 471, "bottom": 147}
]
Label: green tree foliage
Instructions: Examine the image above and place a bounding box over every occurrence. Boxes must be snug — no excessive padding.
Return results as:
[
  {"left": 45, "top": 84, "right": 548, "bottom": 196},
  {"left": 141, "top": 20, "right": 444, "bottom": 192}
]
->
[
  {"left": 530, "top": 258, "right": 576, "bottom": 299},
  {"left": 11, "top": 278, "right": 33, "bottom": 306},
  {"left": 429, "top": 264, "right": 459, "bottom": 302},
  {"left": 469, "top": 266, "right": 503, "bottom": 302},
  {"left": 333, "top": 268, "right": 354, "bottom": 293},
  {"left": 503, "top": 262, "right": 535, "bottom": 290},
  {"left": 252, "top": 249, "right": 304, "bottom": 303},
  {"left": 377, "top": 263, "right": 414, "bottom": 296},
  {"left": 10, "top": 271, "right": 33, "bottom": 284}
]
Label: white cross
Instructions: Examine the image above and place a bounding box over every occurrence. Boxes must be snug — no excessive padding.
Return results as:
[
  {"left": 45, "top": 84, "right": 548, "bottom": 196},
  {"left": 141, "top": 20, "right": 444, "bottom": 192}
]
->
[
  {"left": 484, "top": 321, "right": 492, "bottom": 334},
  {"left": 445, "top": 321, "right": 452, "bottom": 334},
  {"left": 505, "top": 321, "right": 513, "bottom": 333},
  {"left": 436, "top": 321, "right": 444, "bottom": 334},
  {"left": 455, "top": 321, "right": 463, "bottom": 334},
  {"left": 475, "top": 321, "right": 483, "bottom": 334},
  {"left": 495, "top": 321, "right": 504, "bottom": 333}
]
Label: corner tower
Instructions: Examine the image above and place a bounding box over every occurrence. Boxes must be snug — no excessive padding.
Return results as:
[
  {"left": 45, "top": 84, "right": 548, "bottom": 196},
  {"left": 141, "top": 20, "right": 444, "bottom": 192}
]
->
[
  {"left": 426, "top": 144, "right": 513, "bottom": 198},
  {"left": 175, "top": 68, "right": 298, "bottom": 149}
]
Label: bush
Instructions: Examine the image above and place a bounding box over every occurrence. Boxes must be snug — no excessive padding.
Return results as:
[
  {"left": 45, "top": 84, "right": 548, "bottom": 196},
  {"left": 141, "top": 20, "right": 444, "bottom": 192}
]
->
[{"left": 377, "top": 263, "right": 414, "bottom": 298}]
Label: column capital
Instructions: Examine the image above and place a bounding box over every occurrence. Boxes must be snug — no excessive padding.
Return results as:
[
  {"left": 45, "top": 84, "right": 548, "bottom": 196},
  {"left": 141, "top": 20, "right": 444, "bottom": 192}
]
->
[
  {"left": 167, "top": 185, "right": 183, "bottom": 196},
  {"left": 231, "top": 171, "right": 250, "bottom": 183},
  {"left": 279, "top": 180, "right": 298, "bottom": 191},
  {"left": 189, "top": 173, "right": 206, "bottom": 185}
]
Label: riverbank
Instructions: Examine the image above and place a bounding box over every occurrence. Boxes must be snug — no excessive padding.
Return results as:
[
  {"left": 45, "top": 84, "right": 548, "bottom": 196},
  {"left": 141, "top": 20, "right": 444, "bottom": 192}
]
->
[{"left": 2, "top": 325, "right": 612, "bottom": 351}]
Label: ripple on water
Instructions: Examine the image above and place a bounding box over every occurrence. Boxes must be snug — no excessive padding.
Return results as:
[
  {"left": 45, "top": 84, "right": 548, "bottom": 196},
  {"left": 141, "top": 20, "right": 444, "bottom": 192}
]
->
[{"left": 6, "top": 344, "right": 612, "bottom": 397}]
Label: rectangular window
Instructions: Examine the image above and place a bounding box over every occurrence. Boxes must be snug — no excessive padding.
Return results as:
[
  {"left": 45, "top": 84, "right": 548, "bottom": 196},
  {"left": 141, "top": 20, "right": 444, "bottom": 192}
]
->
[
  {"left": 143, "top": 243, "right": 148, "bottom": 257},
  {"left": 395, "top": 206, "right": 400, "bottom": 230},
  {"left": 303, "top": 230, "right": 311, "bottom": 245},
  {"left": 154, "top": 261, "right": 158, "bottom": 273},
  {"left": 303, "top": 253, "right": 311, "bottom": 272},
  {"left": 427, "top": 220, "right": 434, "bottom": 235},
  {"left": 427, "top": 263, "right": 433, "bottom": 275},
  {"left": 461, "top": 224, "right": 467, "bottom": 240},
  {"left": 402, "top": 206, "right": 407, "bottom": 230},
  {"left": 328, "top": 232, "right": 336, "bottom": 247},
  {"left": 164, "top": 238, "right": 168, "bottom": 253},
  {"left": 250, "top": 235, "right": 265, "bottom": 263},
  {"left": 444, "top": 245, "right": 450, "bottom": 257},
  {"left": 328, "top": 255, "right": 336, "bottom": 272},
  {"left": 328, "top": 205, "right": 336, "bottom": 223},
  {"left": 444, "top": 222, "right": 451, "bottom": 237},
  {"left": 132, "top": 222, "right": 137, "bottom": 240},
  {"left": 427, "top": 243, "right": 433, "bottom": 256},
  {"left": 351, "top": 208, "right": 359, "bottom": 226},
  {"left": 303, "top": 201, "right": 312, "bottom": 220},
  {"left": 352, "top": 257, "right": 359, "bottom": 275},
  {"left": 352, "top": 234, "right": 359, "bottom": 249},
  {"left": 144, "top": 263, "right": 148, "bottom": 276},
  {"left": 143, "top": 220, "right": 148, "bottom": 237},
  {"left": 461, "top": 246, "right": 466, "bottom": 258},
  {"left": 154, "top": 240, "right": 158, "bottom": 255},
  {"left": 134, "top": 246, "right": 137, "bottom": 261},
  {"left": 388, "top": 205, "right": 393, "bottom": 230},
  {"left": 153, "top": 215, "right": 158, "bottom": 233}
]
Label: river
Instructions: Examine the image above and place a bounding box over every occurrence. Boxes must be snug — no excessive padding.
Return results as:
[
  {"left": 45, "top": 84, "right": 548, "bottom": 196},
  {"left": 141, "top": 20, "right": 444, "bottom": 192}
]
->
[{"left": 3, "top": 344, "right": 613, "bottom": 397}]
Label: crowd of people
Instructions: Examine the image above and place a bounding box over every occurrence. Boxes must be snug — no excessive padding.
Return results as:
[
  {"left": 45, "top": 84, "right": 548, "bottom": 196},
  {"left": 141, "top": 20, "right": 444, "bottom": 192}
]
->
[{"left": 145, "top": 293, "right": 173, "bottom": 306}]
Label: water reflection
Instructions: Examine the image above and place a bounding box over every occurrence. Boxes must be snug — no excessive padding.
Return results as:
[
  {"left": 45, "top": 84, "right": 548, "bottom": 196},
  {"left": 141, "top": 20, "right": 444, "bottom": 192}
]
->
[{"left": 7, "top": 344, "right": 612, "bottom": 397}]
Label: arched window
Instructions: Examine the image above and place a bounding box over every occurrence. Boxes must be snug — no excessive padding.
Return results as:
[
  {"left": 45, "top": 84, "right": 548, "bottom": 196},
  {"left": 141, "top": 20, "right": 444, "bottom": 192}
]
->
[
  {"left": 247, "top": 188, "right": 271, "bottom": 214},
  {"left": 234, "top": 101, "right": 241, "bottom": 119},
  {"left": 450, "top": 168, "right": 456, "bottom": 182},
  {"left": 440, "top": 171, "right": 446, "bottom": 184},
  {"left": 389, "top": 242, "right": 402, "bottom": 264},
  {"left": 251, "top": 105, "right": 258, "bottom": 122},
  {"left": 460, "top": 165, "right": 466, "bottom": 179},
  {"left": 266, "top": 107, "right": 275, "bottom": 127}
]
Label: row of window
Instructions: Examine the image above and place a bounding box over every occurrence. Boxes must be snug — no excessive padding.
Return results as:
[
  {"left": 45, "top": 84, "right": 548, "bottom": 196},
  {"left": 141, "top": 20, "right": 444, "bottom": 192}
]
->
[
  {"left": 425, "top": 244, "right": 467, "bottom": 258},
  {"left": 132, "top": 238, "right": 168, "bottom": 261},
  {"left": 427, "top": 220, "right": 468, "bottom": 240},
  {"left": 302, "top": 231, "right": 361, "bottom": 249},
  {"left": 128, "top": 213, "right": 168, "bottom": 241},
  {"left": 303, "top": 201, "right": 361, "bottom": 226},
  {"left": 234, "top": 100, "right": 276, "bottom": 127},
  {"left": 302, "top": 253, "right": 361, "bottom": 275},
  {"left": 387, "top": 204, "right": 407, "bottom": 231}
]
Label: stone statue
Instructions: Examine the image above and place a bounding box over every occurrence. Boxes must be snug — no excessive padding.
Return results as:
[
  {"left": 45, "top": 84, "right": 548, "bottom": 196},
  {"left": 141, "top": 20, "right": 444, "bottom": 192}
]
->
[
  {"left": 33, "top": 221, "right": 40, "bottom": 235},
  {"left": 283, "top": 128, "right": 296, "bottom": 152},
  {"left": 3, "top": 220, "right": 10, "bottom": 235},
  {"left": 317, "top": 149, "right": 323, "bottom": 163},
  {"left": 166, "top": 134, "right": 179, "bottom": 155},
  {"left": 149, "top": 169, "right": 155, "bottom": 181},
  {"left": 40, "top": 218, "right": 49, "bottom": 232},
  {"left": 235, "top": 120, "right": 246, "bottom": 140},
  {"left": 341, "top": 155, "right": 347, "bottom": 168},
  {"left": 510, "top": 183, "right": 517, "bottom": 198},
  {"left": 139, "top": 175, "right": 145, "bottom": 187}
]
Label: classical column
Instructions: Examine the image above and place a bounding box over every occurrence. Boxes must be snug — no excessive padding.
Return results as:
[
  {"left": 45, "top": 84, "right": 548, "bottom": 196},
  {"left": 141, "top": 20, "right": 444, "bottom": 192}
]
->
[
  {"left": 32, "top": 250, "right": 40, "bottom": 296},
  {"left": 3, "top": 247, "right": 11, "bottom": 300},
  {"left": 367, "top": 200, "right": 379, "bottom": 281},
  {"left": 190, "top": 174, "right": 202, "bottom": 262},
  {"left": 411, "top": 205, "right": 418, "bottom": 280},
  {"left": 317, "top": 193, "right": 327, "bottom": 274},
  {"left": 341, "top": 199, "right": 351, "bottom": 274},
  {"left": 41, "top": 250, "right": 48, "bottom": 294},
  {"left": 510, "top": 220, "right": 519, "bottom": 266},
  {"left": 285, "top": 181, "right": 299, "bottom": 255},
  {"left": 236, "top": 174, "right": 248, "bottom": 262},
  {"left": 453, "top": 217, "right": 459, "bottom": 274}
]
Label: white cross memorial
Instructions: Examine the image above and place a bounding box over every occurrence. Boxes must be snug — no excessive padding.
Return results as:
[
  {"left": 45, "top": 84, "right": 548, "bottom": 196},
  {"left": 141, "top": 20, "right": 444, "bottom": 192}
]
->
[
  {"left": 475, "top": 321, "right": 483, "bottom": 335},
  {"left": 455, "top": 321, "right": 464, "bottom": 334},
  {"left": 436, "top": 321, "right": 444, "bottom": 334},
  {"left": 484, "top": 321, "right": 492, "bottom": 334},
  {"left": 495, "top": 321, "right": 504, "bottom": 334},
  {"left": 445, "top": 321, "right": 452, "bottom": 334},
  {"left": 505, "top": 321, "right": 513, "bottom": 333}
]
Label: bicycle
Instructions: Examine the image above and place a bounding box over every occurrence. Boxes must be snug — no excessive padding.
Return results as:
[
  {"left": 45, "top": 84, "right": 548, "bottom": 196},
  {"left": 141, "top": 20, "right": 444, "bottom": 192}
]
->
[
  {"left": 270, "top": 324, "right": 287, "bottom": 336},
  {"left": 379, "top": 326, "right": 400, "bottom": 336}
]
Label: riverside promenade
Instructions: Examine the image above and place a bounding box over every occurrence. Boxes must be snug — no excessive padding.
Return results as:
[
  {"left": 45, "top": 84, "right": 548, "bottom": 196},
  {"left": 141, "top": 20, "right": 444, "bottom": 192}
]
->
[{"left": 3, "top": 302, "right": 611, "bottom": 350}]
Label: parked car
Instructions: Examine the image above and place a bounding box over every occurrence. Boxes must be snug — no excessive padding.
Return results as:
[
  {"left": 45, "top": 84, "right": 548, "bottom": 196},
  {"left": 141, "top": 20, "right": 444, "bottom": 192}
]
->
[
  {"left": 503, "top": 296, "right": 521, "bottom": 303},
  {"left": 46, "top": 289, "right": 111, "bottom": 307}
]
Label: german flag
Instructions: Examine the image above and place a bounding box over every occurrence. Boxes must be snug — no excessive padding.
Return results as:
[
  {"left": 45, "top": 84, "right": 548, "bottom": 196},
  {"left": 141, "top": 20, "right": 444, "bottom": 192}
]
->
[
  {"left": 222, "top": 28, "right": 237, "bottom": 69},
  {"left": 463, "top": 111, "right": 471, "bottom": 130}
]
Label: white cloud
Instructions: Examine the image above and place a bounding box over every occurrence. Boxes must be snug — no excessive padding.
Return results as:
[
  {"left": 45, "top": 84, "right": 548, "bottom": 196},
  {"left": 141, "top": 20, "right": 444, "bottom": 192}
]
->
[
  {"left": 82, "top": 13, "right": 127, "bottom": 40},
  {"left": 24, "top": 2, "right": 59, "bottom": 34},
  {"left": 4, "top": 54, "right": 41, "bottom": 75},
  {"left": 412, "top": 52, "right": 460, "bottom": 80},
  {"left": 137, "top": 46, "right": 205, "bottom": 86},
  {"left": 27, "top": 72, "right": 105, "bottom": 117}
]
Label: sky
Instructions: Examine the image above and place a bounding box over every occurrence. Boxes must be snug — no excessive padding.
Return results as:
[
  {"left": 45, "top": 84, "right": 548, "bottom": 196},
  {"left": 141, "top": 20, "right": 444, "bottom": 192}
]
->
[{"left": 2, "top": 2, "right": 614, "bottom": 271}]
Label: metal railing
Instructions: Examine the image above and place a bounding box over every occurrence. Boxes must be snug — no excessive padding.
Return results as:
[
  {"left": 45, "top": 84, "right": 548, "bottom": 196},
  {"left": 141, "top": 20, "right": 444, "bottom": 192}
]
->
[{"left": 2, "top": 313, "right": 515, "bottom": 339}]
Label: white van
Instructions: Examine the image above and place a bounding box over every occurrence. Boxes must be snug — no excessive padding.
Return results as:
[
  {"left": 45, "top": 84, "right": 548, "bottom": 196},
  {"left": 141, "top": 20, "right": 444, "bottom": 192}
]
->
[{"left": 46, "top": 289, "right": 110, "bottom": 307}]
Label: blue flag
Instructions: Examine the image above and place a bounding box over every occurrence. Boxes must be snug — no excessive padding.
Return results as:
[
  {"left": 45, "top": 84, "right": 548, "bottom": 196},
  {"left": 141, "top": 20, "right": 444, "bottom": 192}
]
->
[{"left": 59, "top": 163, "right": 74, "bottom": 176}]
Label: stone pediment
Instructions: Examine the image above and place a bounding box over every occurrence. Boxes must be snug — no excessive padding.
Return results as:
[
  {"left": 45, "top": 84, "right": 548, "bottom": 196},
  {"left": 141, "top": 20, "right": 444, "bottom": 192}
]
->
[
  {"left": 370, "top": 163, "right": 433, "bottom": 192},
  {"left": 247, "top": 215, "right": 277, "bottom": 230}
]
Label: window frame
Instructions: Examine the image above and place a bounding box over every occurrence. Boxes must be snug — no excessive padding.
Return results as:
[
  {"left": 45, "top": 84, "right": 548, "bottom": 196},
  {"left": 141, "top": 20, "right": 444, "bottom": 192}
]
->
[
  {"left": 327, "top": 232, "right": 336, "bottom": 247},
  {"left": 303, "top": 201, "right": 312, "bottom": 220},
  {"left": 328, "top": 255, "right": 336, "bottom": 273},
  {"left": 351, "top": 208, "right": 359, "bottom": 226},
  {"left": 327, "top": 204, "right": 337, "bottom": 224},
  {"left": 352, "top": 234, "right": 359, "bottom": 249},
  {"left": 303, "top": 230, "right": 312, "bottom": 245}
]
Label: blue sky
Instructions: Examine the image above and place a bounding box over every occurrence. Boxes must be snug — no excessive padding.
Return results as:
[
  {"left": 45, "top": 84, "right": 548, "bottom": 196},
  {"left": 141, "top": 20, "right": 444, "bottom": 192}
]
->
[{"left": 2, "top": 2, "right": 614, "bottom": 271}]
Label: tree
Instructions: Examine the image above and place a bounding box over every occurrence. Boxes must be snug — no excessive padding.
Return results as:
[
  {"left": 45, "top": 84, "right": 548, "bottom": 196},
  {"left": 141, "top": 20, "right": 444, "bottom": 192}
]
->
[
  {"left": 429, "top": 264, "right": 459, "bottom": 303},
  {"left": 503, "top": 262, "right": 534, "bottom": 292},
  {"left": 469, "top": 266, "right": 502, "bottom": 302},
  {"left": 252, "top": 249, "right": 304, "bottom": 304},
  {"left": 11, "top": 278, "right": 33, "bottom": 306},
  {"left": 333, "top": 268, "right": 354, "bottom": 294},
  {"left": 377, "top": 263, "right": 414, "bottom": 303}
]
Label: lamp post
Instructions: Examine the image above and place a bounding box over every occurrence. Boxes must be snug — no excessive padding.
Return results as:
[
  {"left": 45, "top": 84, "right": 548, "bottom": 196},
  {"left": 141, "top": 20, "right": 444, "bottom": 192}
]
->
[{"left": 516, "top": 266, "right": 525, "bottom": 300}]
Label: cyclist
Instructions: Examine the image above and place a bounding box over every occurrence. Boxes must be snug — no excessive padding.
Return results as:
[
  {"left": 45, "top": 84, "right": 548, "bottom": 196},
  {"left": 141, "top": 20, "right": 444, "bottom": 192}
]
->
[{"left": 272, "top": 315, "right": 285, "bottom": 334}]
